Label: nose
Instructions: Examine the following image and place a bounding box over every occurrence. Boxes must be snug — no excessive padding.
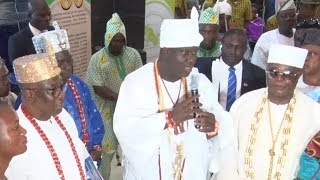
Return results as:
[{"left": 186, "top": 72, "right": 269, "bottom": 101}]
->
[
  {"left": 21, "top": 126, "right": 27, "bottom": 136},
  {"left": 46, "top": 14, "right": 52, "bottom": 22},
  {"left": 58, "top": 90, "right": 65, "bottom": 99}
]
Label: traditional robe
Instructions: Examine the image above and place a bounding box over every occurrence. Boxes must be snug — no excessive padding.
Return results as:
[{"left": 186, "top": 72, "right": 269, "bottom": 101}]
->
[
  {"left": 297, "top": 78, "right": 320, "bottom": 179},
  {"left": 251, "top": 29, "right": 295, "bottom": 70},
  {"left": 113, "top": 63, "right": 233, "bottom": 180},
  {"left": 197, "top": 41, "right": 222, "bottom": 58},
  {"left": 5, "top": 108, "right": 90, "bottom": 179},
  {"left": 218, "top": 88, "right": 320, "bottom": 179},
  {"left": 64, "top": 74, "right": 105, "bottom": 152}
]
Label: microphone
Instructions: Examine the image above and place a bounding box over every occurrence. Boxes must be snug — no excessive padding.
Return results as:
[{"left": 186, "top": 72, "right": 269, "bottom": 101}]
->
[{"left": 190, "top": 74, "right": 200, "bottom": 129}]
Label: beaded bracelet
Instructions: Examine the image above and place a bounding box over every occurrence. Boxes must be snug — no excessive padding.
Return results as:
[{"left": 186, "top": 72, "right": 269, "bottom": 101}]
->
[{"left": 165, "top": 110, "right": 176, "bottom": 128}]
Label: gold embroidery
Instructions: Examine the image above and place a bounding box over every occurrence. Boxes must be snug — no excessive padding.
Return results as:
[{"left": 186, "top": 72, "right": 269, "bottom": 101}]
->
[
  {"left": 243, "top": 90, "right": 296, "bottom": 179},
  {"left": 173, "top": 143, "right": 184, "bottom": 180}
]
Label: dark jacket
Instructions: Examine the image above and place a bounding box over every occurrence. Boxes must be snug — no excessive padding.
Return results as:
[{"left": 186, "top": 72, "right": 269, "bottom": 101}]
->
[
  {"left": 240, "top": 60, "right": 266, "bottom": 95},
  {"left": 8, "top": 26, "right": 36, "bottom": 71}
]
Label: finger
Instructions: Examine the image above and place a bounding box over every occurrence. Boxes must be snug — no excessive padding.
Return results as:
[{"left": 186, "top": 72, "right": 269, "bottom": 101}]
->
[
  {"left": 198, "top": 112, "right": 215, "bottom": 119},
  {"left": 198, "top": 125, "right": 215, "bottom": 133},
  {"left": 183, "top": 94, "right": 200, "bottom": 105},
  {"left": 186, "top": 108, "right": 203, "bottom": 117},
  {"left": 195, "top": 116, "right": 215, "bottom": 125}
]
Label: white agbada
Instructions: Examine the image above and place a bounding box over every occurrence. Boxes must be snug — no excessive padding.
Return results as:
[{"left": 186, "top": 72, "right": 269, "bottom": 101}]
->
[
  {"left": 251, "top": 29, "right": 295, "bottom": 70},
  {"left": 5, "top": 108, "right": 90, "bottom": 180},
  {"left": 113, "top": 63, "right": 233, "bottom": 180},
  {"left": 218, "top": 88, "right": 320, "bottom": 179}
]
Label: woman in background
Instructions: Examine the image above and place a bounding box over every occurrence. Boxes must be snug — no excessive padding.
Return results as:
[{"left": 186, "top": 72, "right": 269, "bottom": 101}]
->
[
  {"left": 246, "top": 3, "right": 266, "bottom": 52},
  {"left": 0, "top": 103, "right": 27, "bottom": 179}
]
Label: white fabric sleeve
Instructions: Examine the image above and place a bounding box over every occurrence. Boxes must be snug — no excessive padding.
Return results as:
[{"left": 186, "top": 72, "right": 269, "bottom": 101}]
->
[{"left": 113, "top": 75, "right": 167, "bottom": 177}]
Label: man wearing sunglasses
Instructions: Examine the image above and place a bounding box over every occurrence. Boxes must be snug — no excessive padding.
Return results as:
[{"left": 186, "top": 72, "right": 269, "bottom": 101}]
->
[
  {"left": 218, "top": 44, "right": 320, "bottom": 179},
  {"left": 296, "top": 29, "right": 320, "bottom": 179}
]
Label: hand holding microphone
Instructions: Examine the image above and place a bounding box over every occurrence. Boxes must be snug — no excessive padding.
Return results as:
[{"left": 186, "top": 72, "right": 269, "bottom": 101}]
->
[
  {"left": 190, "top": 74, "right": 201, "bottom": 129},
  {"left": 170, "top": 95, "right": 202, "bottom": 125}
]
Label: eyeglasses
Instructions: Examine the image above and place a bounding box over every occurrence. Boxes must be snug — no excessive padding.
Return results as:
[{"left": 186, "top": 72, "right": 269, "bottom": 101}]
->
[
  {"left": 296, "top": 18, "right": 320, "bottom": 29},
  {"left": 176, "top": 49, "right": 198, "bottom": 56},
  {"left": 266, "top": 69, "right": 299, "bottom": 80},
  {"left": 28, "top": 85, "right": 64, "bottom": 97}
]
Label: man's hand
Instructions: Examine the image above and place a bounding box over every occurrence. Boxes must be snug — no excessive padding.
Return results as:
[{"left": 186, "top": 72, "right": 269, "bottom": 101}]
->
[
  {"left": 171, "top": 94, "right": 202, "bottom": 125},
  {"left": 89, "top": 150, "right": 102, "bottom": 161},
  {"left": 194, "top": 112, "right": 216, "bottom": 133}
]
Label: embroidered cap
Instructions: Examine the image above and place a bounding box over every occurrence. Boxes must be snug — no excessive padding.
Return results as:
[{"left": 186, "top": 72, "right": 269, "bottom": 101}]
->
[
  {"left": 268, "top": 44, "right": 308, "bottom": 68},
  {"left": 275, "top": 0, "right": 296, "bottom": 13},
  {"left": 160, "top": 7, "right": 203, "bottom": 48},
  {"left": 13, "top": 53, "right": 61, "bottom": 84},
  {"left": 105, "top": 13, "right": 126, "bottom": 47},
  {"left": 199, "top": 5, "right": 219, "bottom": 25},
  {"left": 32, "top": 22, "right": 70, "bottom": 54}
]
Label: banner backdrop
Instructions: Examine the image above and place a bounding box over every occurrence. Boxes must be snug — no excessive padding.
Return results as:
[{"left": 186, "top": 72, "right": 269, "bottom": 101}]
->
[
  {"left": 144, "top": 0, "right": 174, "bottom": 63},
  {"left": 47, "top": 0, "right": 91, "bottom": 79}
]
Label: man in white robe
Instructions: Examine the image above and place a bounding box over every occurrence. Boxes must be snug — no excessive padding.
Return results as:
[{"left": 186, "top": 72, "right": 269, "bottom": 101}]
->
[
  {"left": 5, "top": 52, "right": 95, "bottom": 179},
  {"left": 113, "top": 8, "right": 233, "bottom": 180},
  {"left": 251, "top": 0, "right": 296, "bottom": 70},
  {"left": 218, "top": 44, "right": 320, "bottom": 179}
]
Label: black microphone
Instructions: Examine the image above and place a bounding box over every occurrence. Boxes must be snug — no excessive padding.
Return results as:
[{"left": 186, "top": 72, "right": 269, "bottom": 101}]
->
[{"left": 190, "top": 75, "right": 200, "bottom": 129}]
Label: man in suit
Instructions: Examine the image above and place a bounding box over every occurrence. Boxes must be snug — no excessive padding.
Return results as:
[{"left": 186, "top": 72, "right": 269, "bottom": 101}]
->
[
  {"left": 7, "top": 0, "right": 52, "bottom": 94},
  {"left": 212, "top": 28, "right": 266, "bottom": 111}
]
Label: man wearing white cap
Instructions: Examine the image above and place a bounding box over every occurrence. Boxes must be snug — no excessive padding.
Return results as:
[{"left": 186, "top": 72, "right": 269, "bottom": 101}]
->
[
  {"left": 5, "top": 53, "right": 92, "bottom": 179},
  {"left": 252, "top": 0, "right": 296, "bottom": 70},
  {"left": 85, "top": 13, "right": 142, "bottom": 179},
  {"left": 218, "top": 44, "right": 320, "bottom": 179},
  {"left": 113, "top": 8, "right": 233, "bottom": 179}
]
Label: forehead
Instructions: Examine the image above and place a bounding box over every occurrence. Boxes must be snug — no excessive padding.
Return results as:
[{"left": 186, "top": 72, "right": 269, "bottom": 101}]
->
[
  {"left": 302, "top": 44, "right": 320, "bottom": 51},
  {"left": 278, "top": 9, "right": 296, "bottom": 16},
  {"left": 37, "top": 75, "right": 62, "bottom": 88},
  {"left": 55, "top": 51, "right": 71, "bottom": 61},
  {"left": 31, "top": 2, "right": 50, "bottom": 13},
  {"left": 171, "top": 47, "right": 198, "bottom": 51},
  {"left": 111, "top": 33, "right": 125, "bottom": 41},
  {"left": 223, "top": 34, "right": 245, "bottom": 44},
  {"left": 267, "top": 63, "right": 299, "bottom": 71},
  {"left": 199, "top": 24, "right": 219, "bottom": 31}
]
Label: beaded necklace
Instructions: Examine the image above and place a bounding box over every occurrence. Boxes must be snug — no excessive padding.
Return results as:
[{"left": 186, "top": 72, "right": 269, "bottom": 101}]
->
[
  {"left": 67, "top": 78, "right": 89, "bottom": 146},
  {"left": 21, "top": 105, "right": 86, "bottom": 180}
]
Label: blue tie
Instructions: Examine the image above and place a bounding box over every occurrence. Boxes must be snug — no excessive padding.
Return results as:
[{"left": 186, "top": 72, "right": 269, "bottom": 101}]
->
[{"left": 226, "top": 67, "right": 236, "bottom": 111}]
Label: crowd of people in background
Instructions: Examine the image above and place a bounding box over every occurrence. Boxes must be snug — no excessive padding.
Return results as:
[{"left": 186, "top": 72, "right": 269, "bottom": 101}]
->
[{"left": 1, "top": 0, "right": 320, "bottom": 179}]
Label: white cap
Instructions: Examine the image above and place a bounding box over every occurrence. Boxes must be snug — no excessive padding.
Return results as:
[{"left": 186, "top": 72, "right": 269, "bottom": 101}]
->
[
  {"left": 268, "top": 44, "right": 307, "bottom": 68},
  {"left": 217, "top": 0, "right": 232, "bottom": 16},
  {"left": 32, "top": 21, "right": 70, "bottom": 54},
  {"left": 160, "top": 8, "right": 203, "bottom": 48}
]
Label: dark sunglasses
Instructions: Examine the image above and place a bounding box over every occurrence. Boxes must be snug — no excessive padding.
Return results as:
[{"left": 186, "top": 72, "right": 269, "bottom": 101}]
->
[{"left": 266, "top": 69, "right": 299, "bottom": 80}]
